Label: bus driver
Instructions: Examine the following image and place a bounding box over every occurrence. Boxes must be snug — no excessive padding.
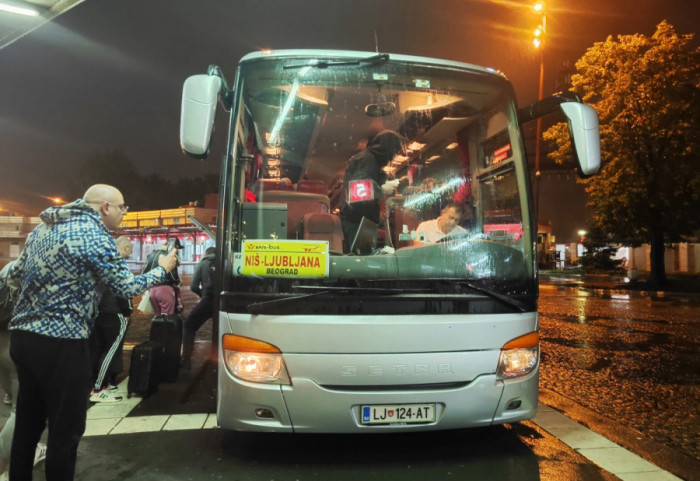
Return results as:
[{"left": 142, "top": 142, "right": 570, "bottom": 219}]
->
[{"left": 415, "top": 203, "right": 467, "bottom": 244}]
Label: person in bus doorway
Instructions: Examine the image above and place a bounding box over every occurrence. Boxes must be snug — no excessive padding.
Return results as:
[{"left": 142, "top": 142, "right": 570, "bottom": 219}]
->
[
  {"left": 415, "top": 203, "right": 468, "bottom": 244},
  {"left": 143, "top": 239, "right": 183, "bottom": 315},
  {"left": 339, "top": 130, "right": 406, "bottom": 251},
  {"left": 88, "top": 236, "right": 134, "bottom": 403},
  {"left": 7, "top": 184, "right": 178, "bottom": 481},
  {"left": 181, "top": 246, "right": 216, "bottom": 371}
]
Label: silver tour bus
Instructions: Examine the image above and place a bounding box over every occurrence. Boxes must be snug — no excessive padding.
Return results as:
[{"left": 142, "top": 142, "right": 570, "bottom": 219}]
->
[{"left": 180, "top": 50, "right": 600, "bottom": 432}]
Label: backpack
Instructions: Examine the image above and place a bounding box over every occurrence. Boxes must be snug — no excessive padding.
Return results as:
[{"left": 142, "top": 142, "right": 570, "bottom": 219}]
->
[{"left": 202, "top": 256, "right": 216, "bottom": 297}]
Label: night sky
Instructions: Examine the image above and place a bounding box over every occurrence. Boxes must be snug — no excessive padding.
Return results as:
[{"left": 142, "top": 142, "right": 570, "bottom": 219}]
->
[{"left": 1, "top": 0, "right": 698, "bottom": 215}]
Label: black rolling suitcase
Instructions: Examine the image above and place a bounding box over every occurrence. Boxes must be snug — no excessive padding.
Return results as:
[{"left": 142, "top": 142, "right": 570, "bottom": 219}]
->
[
  {"left": 127, "top": 341, "right": 161, "bottom": 398},
  {"left": 149, "top": 314, "right": 183, "bottom": 382}
]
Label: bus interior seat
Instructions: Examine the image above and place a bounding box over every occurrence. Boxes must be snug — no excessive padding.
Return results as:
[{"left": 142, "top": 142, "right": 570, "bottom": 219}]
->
[
  {"left": 396, "top": 206, "right": 421, "bottom": 232},
  {"left": 386, "top": 197, "right": 421, "bottom": 246},
  {"left": 300, "top": 212, "right": 344, "bottom": 253},
  {"left": 256, "top": 190, "right": 330, "bottom": 239},
  {"left": 296, "top": 179, "right": 326, "bottom": 195},
  {"left": 253, "top": 178, "right": 294, "bottom": 195}
]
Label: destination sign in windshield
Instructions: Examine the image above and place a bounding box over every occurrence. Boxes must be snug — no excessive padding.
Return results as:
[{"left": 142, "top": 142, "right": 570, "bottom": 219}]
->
[{"left": 240, "top": 240, "right": 329, "bottom": 278}]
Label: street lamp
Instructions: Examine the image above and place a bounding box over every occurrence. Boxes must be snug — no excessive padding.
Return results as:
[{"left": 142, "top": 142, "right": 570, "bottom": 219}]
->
[
  {"left": 532, "top": 1, "right": 547, "bottom": 221},
  {"left": 576, "top": 229, "right": 587, "bottom": 265},
  {"left": 533, "top": 2, "right": 545, "bottom": 48}
]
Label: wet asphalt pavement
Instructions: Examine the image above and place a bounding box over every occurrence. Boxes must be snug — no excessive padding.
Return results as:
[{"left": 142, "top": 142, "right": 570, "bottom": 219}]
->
[
  {"left": 3, "top": 275, "right": 698, "bottom": 480},
  {"left": 538, "top": 279, "right": 700, "bottom": 479}
]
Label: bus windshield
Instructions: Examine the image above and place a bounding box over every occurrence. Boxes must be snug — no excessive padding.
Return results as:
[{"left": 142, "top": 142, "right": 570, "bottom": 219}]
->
[{"left": 223, "top": 52, "right": 536, "bottom": 314}]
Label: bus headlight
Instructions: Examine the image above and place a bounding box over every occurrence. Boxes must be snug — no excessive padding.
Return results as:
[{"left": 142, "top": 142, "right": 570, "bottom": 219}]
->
[
  {"left": 222, "top": 334, "right": 291, "bottom": 385},
  {"left": 497, "top": 332, "right": 539, "bottom": 379}
]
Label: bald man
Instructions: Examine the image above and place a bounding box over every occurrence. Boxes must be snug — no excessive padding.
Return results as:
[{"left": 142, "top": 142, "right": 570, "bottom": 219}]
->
[
  {"left": 415, "top": 203, "right": 468, "bottom": 244},
  {"left": 8, "top": 184, "right": 177, "bottom": 481}
]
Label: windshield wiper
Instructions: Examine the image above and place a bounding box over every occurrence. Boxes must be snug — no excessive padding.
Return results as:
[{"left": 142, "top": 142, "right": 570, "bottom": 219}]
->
[
  {"left": 247, "top": 290, "right": 330, "bottom": 314},
  {"left": 284, "top": 54, "right": 389, "bottom": 70},
  {"left": 246, "top": 283, "right": 526, "bottom": 314},
  {"left": 246, "top": 284, "right": 428, "bottom": 314},
  {"left": 453, "top": 281, "right": 528, "bottom": 312},
  {"left": 298, "top": 283, "right": 527, "bottom": 311}
]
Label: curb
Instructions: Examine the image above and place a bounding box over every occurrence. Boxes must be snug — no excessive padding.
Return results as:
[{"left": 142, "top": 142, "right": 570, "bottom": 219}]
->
[{"left": 539, "top": 388, "right": 699, "bottom": 481}]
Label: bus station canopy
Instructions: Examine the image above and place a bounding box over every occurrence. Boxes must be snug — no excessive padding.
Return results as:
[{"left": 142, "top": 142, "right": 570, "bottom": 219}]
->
[{"left": 0, "top": 0, "right": 86, "bottom": 50}]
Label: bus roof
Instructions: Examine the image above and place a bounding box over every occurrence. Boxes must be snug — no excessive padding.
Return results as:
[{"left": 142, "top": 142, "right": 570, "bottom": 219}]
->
[{"left": 238, "top": 49, "right": 507, "bottom": 80}]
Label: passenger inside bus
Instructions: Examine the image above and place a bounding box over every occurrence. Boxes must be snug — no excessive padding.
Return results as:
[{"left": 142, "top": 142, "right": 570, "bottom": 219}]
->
[
  {"left": 415, "top": 203, "right": 468, "bottom": 244},
  {"left": 338, "top": 130, "right": 406, "bottom": 252}
]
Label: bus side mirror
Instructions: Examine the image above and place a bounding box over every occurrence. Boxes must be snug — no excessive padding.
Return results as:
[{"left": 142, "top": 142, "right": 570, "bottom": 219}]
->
[
  {"left": 560, "top": 103, "right": 600, "bottom": 177},
  {"left": 180, "top": 74, "right": 222, "bottom": 159}
]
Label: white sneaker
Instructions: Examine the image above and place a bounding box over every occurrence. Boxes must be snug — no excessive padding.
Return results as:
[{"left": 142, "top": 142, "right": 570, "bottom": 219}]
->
[
  {"left": 90, "top": 389, "right": 123, "bottom": 403},
  {"left": 34, "top": 443, "right": 47, "bottom": 466}
]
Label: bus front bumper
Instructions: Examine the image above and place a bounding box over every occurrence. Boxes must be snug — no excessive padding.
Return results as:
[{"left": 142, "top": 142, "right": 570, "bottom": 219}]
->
[{"left": 217, "top": 370, "right": 539, "bottom": 433}]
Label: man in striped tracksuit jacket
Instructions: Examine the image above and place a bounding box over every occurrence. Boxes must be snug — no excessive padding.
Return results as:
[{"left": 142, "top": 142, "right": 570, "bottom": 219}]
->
[{"left": 8, "top": 184, "right": 178, "bottom": 481}]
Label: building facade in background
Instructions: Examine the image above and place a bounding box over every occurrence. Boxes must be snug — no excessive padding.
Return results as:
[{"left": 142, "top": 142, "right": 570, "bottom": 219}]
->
[
  {"left": 0, "top": 215, "right": 41, "bottom": 269},
  {"left": 0, "top": 206, "right": 217, "bottom": 274},
  {"left": 114, "top": 206, "right": 216, "bottom": 274}
]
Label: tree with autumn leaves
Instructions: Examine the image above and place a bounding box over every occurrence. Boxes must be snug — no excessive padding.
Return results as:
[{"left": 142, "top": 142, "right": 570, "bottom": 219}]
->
[{"left": 543, "top": 21, "right": 700, "bottom": 286}]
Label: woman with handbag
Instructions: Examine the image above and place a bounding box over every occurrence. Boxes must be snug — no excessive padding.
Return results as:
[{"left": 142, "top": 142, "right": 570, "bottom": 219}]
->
[{"left": 142, "top": 240, "right": 182, "bottom": 315}]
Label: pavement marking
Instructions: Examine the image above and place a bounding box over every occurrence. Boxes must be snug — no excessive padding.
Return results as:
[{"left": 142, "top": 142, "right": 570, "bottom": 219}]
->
[
  {"left": 533, "top": 403, "right": 682, "bottom": 481},
  {"left": 84, "top": 380, "right": 682, "bottom": 480},
  {"left": 203, "top": 414, "right": 218, "bottom": 429},
  {"left": 84, "top": 417, "right": 121, "bottom": 437},
  {"left": 162, "top": 413, "right": 210, "bottom": 431},
  {"left": 109, "top": 415, "right": 170, "bottom": 435},
  {"left": 85, "top": 378, "right": 218, "bottom": 437},
  {"left": 87, "top": 399, "right": 140, "bottom": 420}
]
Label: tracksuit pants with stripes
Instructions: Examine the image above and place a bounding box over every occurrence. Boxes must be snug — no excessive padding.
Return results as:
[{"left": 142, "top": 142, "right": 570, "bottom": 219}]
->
[{"left": 90, "top": 313, "right": 129, "bottom": 390}]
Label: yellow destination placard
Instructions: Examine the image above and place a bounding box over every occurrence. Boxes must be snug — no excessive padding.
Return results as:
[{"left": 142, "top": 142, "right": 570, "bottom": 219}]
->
[{"left": 242, "top": 240, "right": 329, "bottom": 278}]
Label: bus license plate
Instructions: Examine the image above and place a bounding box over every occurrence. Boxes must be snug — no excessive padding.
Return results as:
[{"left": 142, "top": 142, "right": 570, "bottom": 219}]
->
[{"left": 361, "top": 404, "right": 435, "bottom": 424}]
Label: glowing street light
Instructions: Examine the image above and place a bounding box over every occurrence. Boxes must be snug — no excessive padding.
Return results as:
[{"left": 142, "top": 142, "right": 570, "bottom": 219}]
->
[
  {"left": 532, "top": 1, "right": 545, "bottom": 49},
  {"left": 532, "top": 1, "right": 547, "bottom": 104},
  {"left": 532, "top": 1, "right": 547, "bottom": 221},
  {"left": 533, "top": 26, "right": 546, "bottom": 47},
  {"left": 41, "top": 195, "right": 65, "bottom": 205}
]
